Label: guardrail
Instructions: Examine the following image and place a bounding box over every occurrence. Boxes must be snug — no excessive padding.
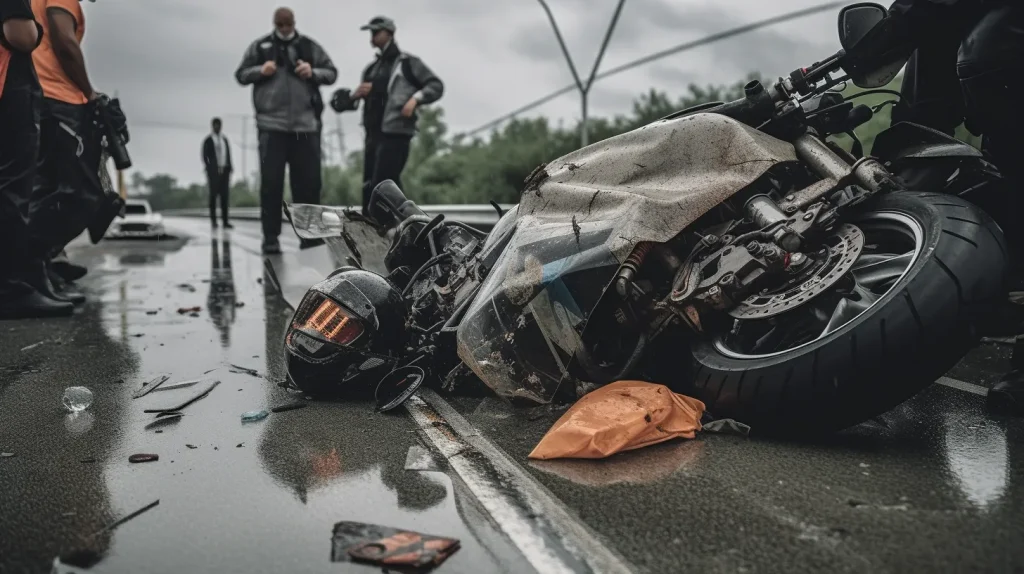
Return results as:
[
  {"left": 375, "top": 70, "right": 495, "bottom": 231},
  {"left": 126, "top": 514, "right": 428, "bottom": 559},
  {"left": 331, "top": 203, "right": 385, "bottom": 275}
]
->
[{"left": 161, "top": 204, "right": 511, "bottom": 230}]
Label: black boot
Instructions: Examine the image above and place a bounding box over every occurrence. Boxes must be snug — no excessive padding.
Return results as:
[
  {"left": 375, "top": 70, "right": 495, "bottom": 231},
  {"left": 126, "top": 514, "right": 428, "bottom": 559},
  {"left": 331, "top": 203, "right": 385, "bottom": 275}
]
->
[
  {"left": 262, "top": 239, "right": 281, "bottom": 255},
  {"left": 51, "top": 258, "right": 88, "bottom": 282},
  {"left": 22, "top": 260, "right": 83, "bottom": 305},
  {"left": 47, "top": 266, "right": 86, "bottom": 306},
  {"left": 0, "top": 281, "right": 74, "bottom": 319}
]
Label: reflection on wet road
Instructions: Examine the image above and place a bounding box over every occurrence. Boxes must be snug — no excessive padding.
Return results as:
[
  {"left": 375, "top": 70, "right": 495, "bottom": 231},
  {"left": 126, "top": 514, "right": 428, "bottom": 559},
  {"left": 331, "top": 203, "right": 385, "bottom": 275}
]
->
[
  {"left": 3, "top": 217, "right": 1024, "bottom": 573},
  {"left": 0, "top": 222, "right": 518, "bottom": 573}
]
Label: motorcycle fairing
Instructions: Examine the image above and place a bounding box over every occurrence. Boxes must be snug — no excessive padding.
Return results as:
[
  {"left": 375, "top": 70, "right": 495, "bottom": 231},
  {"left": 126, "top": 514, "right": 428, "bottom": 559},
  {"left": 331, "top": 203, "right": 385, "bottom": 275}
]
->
[{"left": 458, "top": 114, "right": 798, "bottom": 403}]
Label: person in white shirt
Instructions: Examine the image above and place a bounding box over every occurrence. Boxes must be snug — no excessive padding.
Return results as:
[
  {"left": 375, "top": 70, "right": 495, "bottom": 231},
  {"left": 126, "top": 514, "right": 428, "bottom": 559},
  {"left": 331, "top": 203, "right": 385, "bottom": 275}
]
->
[{"left": 202, "top": 117, "right": 233, "bottom": 228}]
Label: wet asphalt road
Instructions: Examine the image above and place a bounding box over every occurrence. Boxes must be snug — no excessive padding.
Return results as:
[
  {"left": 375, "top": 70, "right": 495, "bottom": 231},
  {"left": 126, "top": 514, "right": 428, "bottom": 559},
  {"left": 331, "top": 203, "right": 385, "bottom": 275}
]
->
[
  {"left": 2, "top": 217, "right": 1023, "bottom": 573},
  {"left": 0, "top": 220, "right": 520, "bottom": 574}
]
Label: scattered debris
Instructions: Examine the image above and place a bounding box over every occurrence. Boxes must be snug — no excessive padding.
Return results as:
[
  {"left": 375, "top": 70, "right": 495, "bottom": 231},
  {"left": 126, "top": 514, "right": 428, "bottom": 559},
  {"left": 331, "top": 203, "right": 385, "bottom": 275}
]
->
[
  {"left": 229, "top": 364, "right": 260, "bottom": 377},
  {"left": 155, "top": 430, "right": 163, "bottom": 434},
  {"left": 20, "top": 341, "right": 45, "bottom": 352},
  {"left": 93, "top": 499, "right": 159, "bottom": 536},
  {"left": 186, "top": 444, "right": 197, "bottom": 450},
  {"left": 176, "top": 306, "right": 201, "bottom": 315},
  {"left": 375, "top": 366, "right": 427, "bottom": 412},
  {"left": 236, "top": 443, "right": 244, "bottom": 448},
  {"left": 702, "top": 419, "right": 751, "bottom": 436},
  {"left": 234, "top": 302, "right": 245, "bottom": 308},
  {"left": 154, "top": 411, "right": 185, "bottom": 419},
  {"left": 145, "top": 310, "right": 158, "bottom": 315},
  {"left": 152, "top": 380, "right": 200, "bottom": 393},
  {"left": 129, "top": 454, "right": 159, "bottom": 463},
  {"left": 203, "top": 368, "right": 218, "bottom": 375},
  {"left": 79, "top": 458, "right": 97, "bottom": 464},
  {"left": 62, "top": 387, "right": 94, "bottom": 413},
  {"left": 131, "top": 333, "right": 144, "bottom": 338},
  {"left": 404, "top": 445, "right": 441, "bottom": 472},
  {"left": 271, "top": 402, "right": 307, "bottom": 413},
  {"left": 132, "top": 374, "right": 170, "bottom": 399},
  {"left": 144, "top": 381, "right": 220, "bottom": 414},
  {"left": 529, "top": 381, "right": 705, "bottom": 460},
  {"left": 1, "top": 452, "right": 14, "bottom": 458},
  {"left": 189, "top": 312, "right": 200, "bottom": 318},
  {"left": 241, "top": 410, "right": 269, "bottom": 423},
  {"left": 332, "top": 521, "right": 460, "bottom": 568},
  {"left": 177, "top": 283, "right": 197, "bottom": 292}
]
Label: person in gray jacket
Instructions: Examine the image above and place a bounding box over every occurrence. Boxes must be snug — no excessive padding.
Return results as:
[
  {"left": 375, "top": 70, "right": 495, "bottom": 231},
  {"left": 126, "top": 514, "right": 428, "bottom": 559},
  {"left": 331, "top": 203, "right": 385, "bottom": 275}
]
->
[
  {"left": 235, "top": 7, "right": 337, "bottom": 254},
  {"left": 350, "top": 16, "right": 443, "bottom": 215}
]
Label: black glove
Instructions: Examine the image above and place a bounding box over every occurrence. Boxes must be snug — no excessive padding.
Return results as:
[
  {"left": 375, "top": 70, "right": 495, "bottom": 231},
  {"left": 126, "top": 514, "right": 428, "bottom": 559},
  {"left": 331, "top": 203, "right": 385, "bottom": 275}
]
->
[{"left": 330, "top": 88, "right": 359, "bottom": 113}]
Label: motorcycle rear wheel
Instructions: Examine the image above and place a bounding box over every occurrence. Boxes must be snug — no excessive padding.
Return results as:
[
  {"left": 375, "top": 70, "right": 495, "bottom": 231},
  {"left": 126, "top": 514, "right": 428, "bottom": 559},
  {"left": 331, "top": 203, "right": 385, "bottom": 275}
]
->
[{"left": 688, "top": 192, "right": 1009, "bottom": 433}]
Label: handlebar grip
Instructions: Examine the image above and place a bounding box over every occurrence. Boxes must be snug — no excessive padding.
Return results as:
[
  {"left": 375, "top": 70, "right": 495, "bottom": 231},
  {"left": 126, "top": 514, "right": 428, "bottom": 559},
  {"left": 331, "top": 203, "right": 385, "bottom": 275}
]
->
[
  {"left": 368, "top": 180, "right": 426, "bottom": 228},
  {"left": 706, "top": 80, "right": 775, "bottom": 127}
]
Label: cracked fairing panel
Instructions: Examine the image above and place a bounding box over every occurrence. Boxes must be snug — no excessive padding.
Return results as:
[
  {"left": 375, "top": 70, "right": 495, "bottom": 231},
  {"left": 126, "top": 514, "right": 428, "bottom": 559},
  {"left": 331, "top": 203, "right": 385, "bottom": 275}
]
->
[{"left": 457, "top": 114, "right": 797, "bottom": 403}]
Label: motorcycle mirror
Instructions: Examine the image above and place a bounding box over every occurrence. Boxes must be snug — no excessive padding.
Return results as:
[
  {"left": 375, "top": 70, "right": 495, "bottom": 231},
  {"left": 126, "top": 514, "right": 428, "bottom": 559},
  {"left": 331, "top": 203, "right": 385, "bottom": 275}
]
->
[
  {"left": 374, "top": 365, "right": 427, "bottom": 412},
  {"left": 837, "top": 3, "right": 887, "bottom": 51}
]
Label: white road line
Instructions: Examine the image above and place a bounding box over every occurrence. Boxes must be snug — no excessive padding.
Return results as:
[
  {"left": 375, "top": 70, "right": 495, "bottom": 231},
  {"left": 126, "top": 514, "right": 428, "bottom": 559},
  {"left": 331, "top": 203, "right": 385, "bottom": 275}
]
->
[
  {"left": 935, "top": 376, "right": 989, "bottom": 397},
  {"left": 405, "top": 390, "right": 635, "bottom": 574}
]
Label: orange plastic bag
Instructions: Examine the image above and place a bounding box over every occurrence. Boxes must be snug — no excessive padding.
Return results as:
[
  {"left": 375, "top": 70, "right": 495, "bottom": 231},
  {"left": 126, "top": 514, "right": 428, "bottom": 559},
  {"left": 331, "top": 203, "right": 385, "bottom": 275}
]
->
[{"left": 528, "top": 381, "right": 705, "bottom": 460}]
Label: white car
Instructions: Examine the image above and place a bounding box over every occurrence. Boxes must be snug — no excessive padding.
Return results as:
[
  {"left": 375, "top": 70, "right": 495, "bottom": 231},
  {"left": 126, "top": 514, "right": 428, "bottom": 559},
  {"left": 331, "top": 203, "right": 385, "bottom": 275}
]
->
[{"left": 107, "top": 199, "right": 166, "bottom": 238}]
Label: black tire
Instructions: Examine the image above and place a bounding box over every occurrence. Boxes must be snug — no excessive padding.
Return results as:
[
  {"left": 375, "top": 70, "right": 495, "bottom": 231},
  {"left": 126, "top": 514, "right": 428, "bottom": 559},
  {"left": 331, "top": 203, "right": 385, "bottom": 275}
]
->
[{"left": 689, "top": 192, "right": 1009, "bottom": 433}]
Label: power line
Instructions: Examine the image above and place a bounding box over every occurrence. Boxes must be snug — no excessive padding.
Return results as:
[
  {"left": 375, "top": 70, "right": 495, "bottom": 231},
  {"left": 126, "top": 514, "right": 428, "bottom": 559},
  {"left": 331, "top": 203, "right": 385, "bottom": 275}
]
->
[{"left": 465, "top": 1, "right": 844, "bottom": 137}]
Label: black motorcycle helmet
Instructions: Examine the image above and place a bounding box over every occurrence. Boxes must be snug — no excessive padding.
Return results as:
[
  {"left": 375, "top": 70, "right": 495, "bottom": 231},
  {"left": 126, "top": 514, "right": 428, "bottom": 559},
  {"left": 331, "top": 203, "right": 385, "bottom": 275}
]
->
[{"left": 284, "top": 267, "right": 408, "bottom": 396}]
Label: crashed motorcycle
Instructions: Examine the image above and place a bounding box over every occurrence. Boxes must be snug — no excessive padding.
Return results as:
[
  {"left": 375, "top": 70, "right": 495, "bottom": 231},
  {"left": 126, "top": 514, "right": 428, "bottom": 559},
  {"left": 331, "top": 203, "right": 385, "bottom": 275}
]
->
[{"left": 283, "top": 3, "right": 1009, "bottom": 432}]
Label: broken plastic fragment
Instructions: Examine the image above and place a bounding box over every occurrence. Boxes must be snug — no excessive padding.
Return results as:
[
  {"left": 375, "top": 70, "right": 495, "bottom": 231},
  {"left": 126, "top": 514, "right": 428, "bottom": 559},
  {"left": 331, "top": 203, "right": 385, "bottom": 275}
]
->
[
  {"left": 186, "top": 444, "right": 197, "bottom": 449},
  {"left": 270, "top": 402, "right": 307, "bottom": 413},
  {"left": 62, "top": 387, "right": 94, "bottom": 413},
  {"left": 333, "top": 521, "right": 460, "bottom": 568},
  {"left": 702, "top": 418, "right": 751, "bottom": 436},
  {"left": 129, "top": 454, "right": 159, "bottom": 463},
  {"left": 1, "top": 452, "right": 14, "bottom": 458},
  {"left": 177, "top": 306, "right": 201, "bottom": 314},
  {"left": 241, "top": 410, "right": 269, "bottom": 423},
  {"left": 229, "top": 364, "right": 260, "bottom": 377}
]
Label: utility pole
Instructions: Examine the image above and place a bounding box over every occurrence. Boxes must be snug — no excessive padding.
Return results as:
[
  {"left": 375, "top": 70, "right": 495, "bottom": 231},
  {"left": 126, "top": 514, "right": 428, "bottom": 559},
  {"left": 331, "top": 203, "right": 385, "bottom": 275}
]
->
[
  {"left": 537, "top": 0, "right": 625, "bottom": 147},
  {"left": 334, "top": 113, "right": 346, "bottom": 166},
  {"left": 241, "top": 118, "right": 248, "bottom": 191}
]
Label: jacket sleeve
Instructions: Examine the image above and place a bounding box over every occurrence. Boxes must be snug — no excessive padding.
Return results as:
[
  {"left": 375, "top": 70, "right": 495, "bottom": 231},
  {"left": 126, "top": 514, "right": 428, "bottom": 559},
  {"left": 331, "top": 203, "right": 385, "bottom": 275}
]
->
[
  {"left": 201, "top": 138, "right": 211, "bottom": 170},
  {"left": 408, "top": 56, "right": 444, "bottom": 105},
  {"left": 308, "top": 39, "right": 338, "bottom": 86},
  {"left": 235, "top": 39, "right": 265, "bottom": 86}
]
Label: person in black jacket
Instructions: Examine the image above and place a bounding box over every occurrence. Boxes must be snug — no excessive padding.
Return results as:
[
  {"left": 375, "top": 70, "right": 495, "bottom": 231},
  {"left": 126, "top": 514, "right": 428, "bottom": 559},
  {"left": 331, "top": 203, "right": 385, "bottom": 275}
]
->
[
  {"left": 848, "top": 0, "right": 1023, "bottom": 412},
  {"left": 349, "top": 16, "right": 444, "bottom": 215},
  {"left": 202, "top": 117, "right": 234, "bottom": 229},
  {"left": 0, "top": 0, "right": 73, "bottom": 318},
  {"left": 235, "top": 7, "right": 337, "bottom": 255}
]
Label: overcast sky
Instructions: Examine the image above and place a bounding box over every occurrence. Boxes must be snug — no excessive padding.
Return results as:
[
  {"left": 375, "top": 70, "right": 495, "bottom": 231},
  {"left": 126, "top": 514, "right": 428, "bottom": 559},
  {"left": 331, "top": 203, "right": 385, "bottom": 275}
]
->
[{"left": 81, "top": 0, "right": 842, "bottom": 186}]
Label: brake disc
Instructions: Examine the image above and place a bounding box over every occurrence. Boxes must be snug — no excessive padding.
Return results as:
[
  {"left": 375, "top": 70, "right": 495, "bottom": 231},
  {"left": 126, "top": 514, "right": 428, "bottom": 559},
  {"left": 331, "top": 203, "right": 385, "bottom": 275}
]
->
[{"left": 729, "top": 223, "right": 865, "bottom": 320}]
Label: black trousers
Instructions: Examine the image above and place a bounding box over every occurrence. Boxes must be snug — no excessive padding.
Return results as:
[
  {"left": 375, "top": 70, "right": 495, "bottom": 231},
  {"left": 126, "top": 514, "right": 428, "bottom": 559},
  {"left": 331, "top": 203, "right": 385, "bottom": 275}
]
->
[
  {"left": 207, "top": 169, "right": 231, "bottom": 224},
  {"left": 258, "top": 130, "right": 322, "bottom": 242},
  {"left": 362, "top": 134, "right": 411, "bottom": 214},
  {"left": 27, "top": 98, "right": 104, "bottom": 258},
  {"left": 0, "top": 84, "right": 41, "bottom": 291}
]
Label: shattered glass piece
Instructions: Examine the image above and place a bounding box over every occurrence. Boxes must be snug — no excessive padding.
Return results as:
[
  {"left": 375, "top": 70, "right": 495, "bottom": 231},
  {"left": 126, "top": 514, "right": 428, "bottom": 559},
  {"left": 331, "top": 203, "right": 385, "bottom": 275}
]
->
[
  {"left": 241, "top": 410, "right": 269, "bottom": 423},
  {"left": 404, "top": 445, "right": 440, "bottom": 472},
  {"left": 62, "top": 387, "right": 94, "bottom": 413}
]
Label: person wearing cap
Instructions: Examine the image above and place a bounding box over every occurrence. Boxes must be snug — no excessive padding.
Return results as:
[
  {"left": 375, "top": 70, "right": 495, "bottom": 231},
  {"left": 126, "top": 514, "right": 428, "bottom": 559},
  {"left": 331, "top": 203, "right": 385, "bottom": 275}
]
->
[
  {"left": 235, "top": 7, "right": 337, "bottom": 255},
  {"left": 350, "top": 16, "right": 444, "bottom": 215}
]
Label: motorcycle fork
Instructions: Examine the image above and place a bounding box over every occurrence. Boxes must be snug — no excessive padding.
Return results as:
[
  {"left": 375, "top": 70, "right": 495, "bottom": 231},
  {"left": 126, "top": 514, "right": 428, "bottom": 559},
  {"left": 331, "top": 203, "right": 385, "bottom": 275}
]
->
[{"left": 777, "top": 133, "right": 900, "bottom": 214}]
